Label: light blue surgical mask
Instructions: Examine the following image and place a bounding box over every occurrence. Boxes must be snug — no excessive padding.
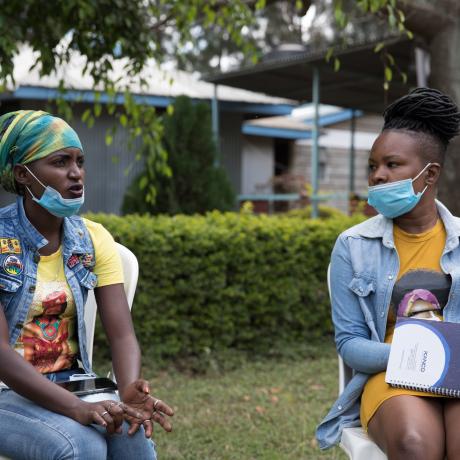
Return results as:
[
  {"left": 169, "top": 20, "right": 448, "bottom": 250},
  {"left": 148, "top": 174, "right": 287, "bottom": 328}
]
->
[
  {"left": 24, "top": 165, "right": 84, "bottom": 217},
  {"left": 367, "top": 163, "right": 431, "bottom": 219}
]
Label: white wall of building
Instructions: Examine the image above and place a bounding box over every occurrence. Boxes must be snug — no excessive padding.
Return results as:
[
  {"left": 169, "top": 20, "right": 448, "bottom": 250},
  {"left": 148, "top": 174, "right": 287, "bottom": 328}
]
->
[{"left": 241, "top": 136, "right": 274, "bottom": 195}]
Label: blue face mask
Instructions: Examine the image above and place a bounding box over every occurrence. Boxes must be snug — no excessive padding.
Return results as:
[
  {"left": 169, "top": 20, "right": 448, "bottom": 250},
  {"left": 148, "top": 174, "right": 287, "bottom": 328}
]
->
[
  {"left": 24, "top": 165, "right": 84, "bottom": 218},
  {"left": 367, "top": 163, "right": 431, "bottom": 219}
]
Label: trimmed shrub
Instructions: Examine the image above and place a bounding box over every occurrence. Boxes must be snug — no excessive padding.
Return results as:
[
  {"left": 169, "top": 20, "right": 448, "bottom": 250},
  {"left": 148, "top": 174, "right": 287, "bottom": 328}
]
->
[
  {"left": 285, "top": 204, "right": 347, "bottom": 220},
  {"left": 86, "top": 212, "right": 366, "bottom": 364}
]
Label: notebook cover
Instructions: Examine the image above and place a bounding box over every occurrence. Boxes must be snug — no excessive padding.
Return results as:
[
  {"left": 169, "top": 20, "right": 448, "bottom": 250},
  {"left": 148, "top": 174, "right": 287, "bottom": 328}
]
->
[{"left": 385, "top": 317, "right": 460, "bottom": 395}]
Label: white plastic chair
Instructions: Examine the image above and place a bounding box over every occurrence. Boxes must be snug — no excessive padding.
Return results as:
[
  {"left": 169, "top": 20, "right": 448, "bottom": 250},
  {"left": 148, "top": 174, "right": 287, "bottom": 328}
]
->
[
  {"left": 327, "top": 264, "right": 387, "bottom": 460},
  {"left": 0, "top": 243, "right": 139, "bottom": 460},
  {"left": 84, "top": 242, "right": 139, "bottom": 366}
]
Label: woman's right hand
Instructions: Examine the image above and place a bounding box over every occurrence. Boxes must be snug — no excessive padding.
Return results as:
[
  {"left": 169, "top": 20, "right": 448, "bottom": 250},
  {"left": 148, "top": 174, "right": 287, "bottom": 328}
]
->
[{"left": 72, "top": 400, "right": 144, "bottom": 434}]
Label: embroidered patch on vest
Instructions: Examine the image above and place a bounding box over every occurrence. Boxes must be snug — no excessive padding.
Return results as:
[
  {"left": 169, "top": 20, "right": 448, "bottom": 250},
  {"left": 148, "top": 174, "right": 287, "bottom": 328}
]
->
[
  {"left": 67, "top": 253, "right": 95, "bottom": 270},
  {"left": 3, "top": 254, "right": 23, "bottom": 276},
  {"left": 0, "top": 238, "right": 21, "bottom": 254},
  {"left": 67, "top": 254, "right": 80, "bottom": 268},
  {"left": 80, "top": 253, "right": 94, "bottom": 269}
]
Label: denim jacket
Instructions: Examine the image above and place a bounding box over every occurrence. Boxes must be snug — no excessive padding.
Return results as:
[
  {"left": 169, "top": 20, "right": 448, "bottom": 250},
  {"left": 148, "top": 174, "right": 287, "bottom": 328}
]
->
[
  {"left": 0, "top": 197, "right": 97, "bottom": 374},
  {"left": 316, "top": 200, "right": 460, "bottom": 449}
]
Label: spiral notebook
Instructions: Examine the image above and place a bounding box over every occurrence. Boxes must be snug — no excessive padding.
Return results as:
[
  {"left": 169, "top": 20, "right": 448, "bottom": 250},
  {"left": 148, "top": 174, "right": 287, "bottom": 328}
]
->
[{"left": 385, "top": 317, "right": 460, "bottom": 397}]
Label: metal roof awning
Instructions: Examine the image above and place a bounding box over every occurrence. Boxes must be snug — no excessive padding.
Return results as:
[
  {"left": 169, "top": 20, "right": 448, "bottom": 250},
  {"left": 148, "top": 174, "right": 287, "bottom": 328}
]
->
[
  {"left": 206, "top": 36, "right": 418, "bottom": 113},
  {"left": 242, "top": 107, "right": 363, "bottom": 139},
  {"left": 243, "top": 115, "right": 314, "bottom": 139}
]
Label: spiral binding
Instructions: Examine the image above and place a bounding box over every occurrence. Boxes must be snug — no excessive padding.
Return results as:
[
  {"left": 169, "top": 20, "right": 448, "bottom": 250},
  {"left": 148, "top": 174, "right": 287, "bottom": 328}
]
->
[{"left": 390, "top": 381, "right": 460, "bottom": 397}]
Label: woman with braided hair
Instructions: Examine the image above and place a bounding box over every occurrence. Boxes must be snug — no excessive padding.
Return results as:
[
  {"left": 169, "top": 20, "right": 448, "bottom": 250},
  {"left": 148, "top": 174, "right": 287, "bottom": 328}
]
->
[
  {"left": 0, "top": 110, "right": 173, "bottom": 459},
  {"left": 317, "top": 88, "right": 460, "bottom": 459}
]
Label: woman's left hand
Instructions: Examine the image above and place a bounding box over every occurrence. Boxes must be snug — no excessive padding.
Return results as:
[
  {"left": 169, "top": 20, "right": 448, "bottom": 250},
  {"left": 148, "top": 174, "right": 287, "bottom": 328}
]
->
[{"left": 120, "top": 379, "right": 174, "bottom": 437}]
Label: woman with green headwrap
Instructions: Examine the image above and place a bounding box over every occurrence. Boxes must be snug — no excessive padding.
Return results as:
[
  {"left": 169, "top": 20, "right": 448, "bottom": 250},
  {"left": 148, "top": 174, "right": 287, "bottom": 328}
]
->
[{"left": 0, "top": 110, "right": 173, "bottom": 459}]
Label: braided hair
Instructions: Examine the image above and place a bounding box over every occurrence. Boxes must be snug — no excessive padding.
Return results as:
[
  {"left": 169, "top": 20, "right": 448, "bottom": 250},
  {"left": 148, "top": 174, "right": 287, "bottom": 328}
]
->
[{"left": 382, "top": 87, "right": 460, "bottom": 164}]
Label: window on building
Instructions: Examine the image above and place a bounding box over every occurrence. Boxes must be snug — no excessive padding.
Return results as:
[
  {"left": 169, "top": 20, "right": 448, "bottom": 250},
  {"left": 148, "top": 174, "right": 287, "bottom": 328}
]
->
[
  {"left": 274, "top": 138, "right": 291, "bottom": 176},
  {"left": 273, "top": 138, "right": 292, "bottom": 212},
  {"left": 319, "top": 147, "right": 328, "bottom": 182}
]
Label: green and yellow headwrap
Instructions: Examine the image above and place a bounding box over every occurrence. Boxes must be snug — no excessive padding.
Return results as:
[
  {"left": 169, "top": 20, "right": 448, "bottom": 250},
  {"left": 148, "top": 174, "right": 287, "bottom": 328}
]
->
[{"left": 0, "top": 110, "right": 83, "bottom": 193}]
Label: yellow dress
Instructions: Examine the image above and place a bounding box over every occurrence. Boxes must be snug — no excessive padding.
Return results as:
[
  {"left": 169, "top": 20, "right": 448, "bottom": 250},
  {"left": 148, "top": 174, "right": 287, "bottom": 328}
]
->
[{"left": 360, "top": 219, "right": 450, "bottom": 429}]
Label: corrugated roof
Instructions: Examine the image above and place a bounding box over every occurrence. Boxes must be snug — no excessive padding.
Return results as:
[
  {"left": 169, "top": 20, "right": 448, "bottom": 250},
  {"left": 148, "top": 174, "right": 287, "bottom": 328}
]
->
[
  {"left": 9, "top": 47, "right": 296, "bottom": 106},
  {"left": 205, "top": 36, "right": 417, "bottom": 113}
]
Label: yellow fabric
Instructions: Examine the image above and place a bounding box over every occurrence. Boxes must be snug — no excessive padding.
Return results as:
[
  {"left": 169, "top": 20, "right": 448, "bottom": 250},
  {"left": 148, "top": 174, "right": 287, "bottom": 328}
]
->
[
  {"left": 82, "top": 218, "right": 124, "bottom": 288},
  {"left": 14, "top": 219, "right": 123, "bottom": 373},
  {"left": 14, "top": 247, "right": 78, "bottom": 373},
  {"left": 360, "top": 219, "right": 447, "bottom": 430}
]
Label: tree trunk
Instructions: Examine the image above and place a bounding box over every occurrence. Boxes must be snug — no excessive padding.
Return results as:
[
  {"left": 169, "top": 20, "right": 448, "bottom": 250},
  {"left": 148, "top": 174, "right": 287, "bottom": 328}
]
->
[{"left": 429, "top": 14, "right": 460, "bottom": 215}]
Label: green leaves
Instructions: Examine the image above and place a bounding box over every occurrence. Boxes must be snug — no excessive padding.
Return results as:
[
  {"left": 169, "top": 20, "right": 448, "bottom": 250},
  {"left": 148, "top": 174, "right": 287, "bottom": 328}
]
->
[
  {"left": 94, "top": 103, "right": 102, "bottom": 117},
  {"left": 332, "top": 0, "right": 413, "bottom": 91},
  {"left": 383, "top": 65, "right": 391, "bottom": 89},
  {"left": 374, "top": 42, "right": 385, "bottom": 53},
  {"left": 332, "top": 0, "right": 414, "bottom": 91},
  {"left": 333, "top": 0, "right": 347, "bottom": 28},
  {"left": 334, "top": 57, "right": 341, "bottom": 72},
  {"left": 1, "top": 0, "right": 262, "bottom": 209},
  {"left": 334, "top": 0, "right": 414, "bottom": 47},
  {"left": 384, "top": 65, "right": 392, "bottom": 82},
  {"left": 104, "top": 133, "right": 112, "bottom": 146},
  {"left": 379, "top": 49, "right": 407, "bottom": 91},
  {"left": 119, "top": 114, "right": 128, "bottom": 127},
  {"left": 324, "top": 47, "right": 340, "bottom": 72}
]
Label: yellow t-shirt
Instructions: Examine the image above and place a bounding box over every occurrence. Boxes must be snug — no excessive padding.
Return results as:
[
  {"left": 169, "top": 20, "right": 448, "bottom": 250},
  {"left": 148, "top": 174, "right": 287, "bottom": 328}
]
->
[
  {"left": 360, "top": 219, "right": 450, "bottom": 429},
  {"left": 14, "top": 219, "right": 123, "bottom": 374}
]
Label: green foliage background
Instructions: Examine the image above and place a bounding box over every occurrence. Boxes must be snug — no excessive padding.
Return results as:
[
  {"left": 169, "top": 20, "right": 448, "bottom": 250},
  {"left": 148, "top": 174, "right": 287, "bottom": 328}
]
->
[
  {"left": 87, "top": 211, "right": 365, "bottom": 367},
  {"left": 122, "top": 96, "right": 235, "bottom": 215}
]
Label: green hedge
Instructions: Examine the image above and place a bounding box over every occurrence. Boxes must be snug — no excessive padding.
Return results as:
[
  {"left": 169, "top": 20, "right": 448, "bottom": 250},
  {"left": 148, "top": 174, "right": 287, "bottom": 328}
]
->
[{"left": 86, "top": 211, "right": 365, "bottom": 364}]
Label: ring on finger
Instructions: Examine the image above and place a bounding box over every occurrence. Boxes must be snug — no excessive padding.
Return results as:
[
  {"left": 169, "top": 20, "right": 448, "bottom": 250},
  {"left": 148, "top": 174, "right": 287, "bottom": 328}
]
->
[
  {"left": 100, "top": 411, "right": 109, "bottom": 417},
  {"left": 152, "top": 409, "right": 162, "bottom": 418},
  {"left": 153, "top": 398, "right": 161, "bottom": 409}
]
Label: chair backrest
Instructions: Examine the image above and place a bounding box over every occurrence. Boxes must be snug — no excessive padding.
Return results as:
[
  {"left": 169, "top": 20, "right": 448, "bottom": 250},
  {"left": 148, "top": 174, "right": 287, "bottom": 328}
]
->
[
  {"left": 84, "top": 242, "right": 139, "bottom": 366},
  {"left": 327, "top": 264, "right": 354, "bottom": 395}
]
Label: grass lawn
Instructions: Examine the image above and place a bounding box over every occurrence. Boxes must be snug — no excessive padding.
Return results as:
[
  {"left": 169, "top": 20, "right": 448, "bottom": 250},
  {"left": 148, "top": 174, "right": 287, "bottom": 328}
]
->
[{"left": 142, "top": 340, "right": 347, "bottom": 460}]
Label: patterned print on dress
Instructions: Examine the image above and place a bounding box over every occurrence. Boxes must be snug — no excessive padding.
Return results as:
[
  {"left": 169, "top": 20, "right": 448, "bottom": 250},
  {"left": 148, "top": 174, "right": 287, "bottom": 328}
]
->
[
  {"left": 391, "top": 269, "right": 451, "bottom": 322},
  {"left": 18, "top": 280, "right": 78, "bottom": 374}
]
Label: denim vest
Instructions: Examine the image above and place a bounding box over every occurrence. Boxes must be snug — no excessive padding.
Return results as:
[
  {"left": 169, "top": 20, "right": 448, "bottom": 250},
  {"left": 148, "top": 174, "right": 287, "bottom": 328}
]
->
[
  {"left": 316, "top": 200, "right": 460, "bottom": 449},
  {"left": 0, "top": 197, "right": 97, "bottom": 374}
]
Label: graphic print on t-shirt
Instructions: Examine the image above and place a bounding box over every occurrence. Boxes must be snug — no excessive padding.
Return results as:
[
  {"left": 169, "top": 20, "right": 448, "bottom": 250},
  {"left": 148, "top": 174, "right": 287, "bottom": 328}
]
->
[
  {"left": 15, "top": 280, "right": 78, "bottom": 373},
  {"left": 390, "top": 269, "right": 451, "bottom": 322}
]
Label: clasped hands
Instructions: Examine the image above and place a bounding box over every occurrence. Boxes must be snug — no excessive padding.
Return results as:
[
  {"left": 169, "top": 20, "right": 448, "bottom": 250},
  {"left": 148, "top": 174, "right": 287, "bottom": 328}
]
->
[{"left": 81, "top": 379, "right": 173, "bottom": 437}]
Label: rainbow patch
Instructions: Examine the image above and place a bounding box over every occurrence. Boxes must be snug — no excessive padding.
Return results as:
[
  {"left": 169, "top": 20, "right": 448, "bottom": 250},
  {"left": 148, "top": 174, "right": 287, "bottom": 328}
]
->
[{"left": 3, "top": 255, "right": 23, "bottom": 276}]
